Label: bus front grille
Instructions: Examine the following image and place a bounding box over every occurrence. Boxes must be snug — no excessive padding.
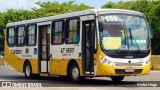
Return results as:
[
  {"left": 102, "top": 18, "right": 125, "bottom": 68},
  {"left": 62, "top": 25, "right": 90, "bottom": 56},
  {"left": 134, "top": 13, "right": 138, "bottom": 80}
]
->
[
  {"left": 115, "top": 69, "right": 142, "bottom": 74},
  {"left": 114, "top": 62, "right": 142, "bottom": 66}
]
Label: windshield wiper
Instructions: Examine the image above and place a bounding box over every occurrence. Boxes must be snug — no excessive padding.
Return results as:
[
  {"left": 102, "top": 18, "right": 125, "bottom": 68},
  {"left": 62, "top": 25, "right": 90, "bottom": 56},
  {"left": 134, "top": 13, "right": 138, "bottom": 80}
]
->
[
  {"left": 129, "top": 28, "right": 133, "bottom": 45},
  {"left": 128, "top": 28, "right": 141, "bottom": 51}
]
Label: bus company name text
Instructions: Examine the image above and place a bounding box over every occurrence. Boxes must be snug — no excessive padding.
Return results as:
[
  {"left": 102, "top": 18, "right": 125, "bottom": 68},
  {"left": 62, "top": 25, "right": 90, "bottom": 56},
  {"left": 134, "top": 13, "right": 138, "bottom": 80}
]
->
[{"left": 11, "top": 49, "right": 22, "bottom": 54}]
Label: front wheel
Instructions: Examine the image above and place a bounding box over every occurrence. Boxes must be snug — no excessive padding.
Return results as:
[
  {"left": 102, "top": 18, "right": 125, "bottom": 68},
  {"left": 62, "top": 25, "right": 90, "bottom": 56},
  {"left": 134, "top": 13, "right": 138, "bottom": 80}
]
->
[
  {"left": 111, "top": 76, "right": 124, "bottom": 83},
  {"left": 69, "top": 64, "right": 83, "bottom": 82}
]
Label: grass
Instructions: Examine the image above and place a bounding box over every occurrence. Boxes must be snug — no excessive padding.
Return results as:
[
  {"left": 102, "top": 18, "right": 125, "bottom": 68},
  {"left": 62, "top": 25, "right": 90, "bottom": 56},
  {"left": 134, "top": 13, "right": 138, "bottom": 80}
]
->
[{"left": 0, "top": 58, "right": 4, "bottom": 66}]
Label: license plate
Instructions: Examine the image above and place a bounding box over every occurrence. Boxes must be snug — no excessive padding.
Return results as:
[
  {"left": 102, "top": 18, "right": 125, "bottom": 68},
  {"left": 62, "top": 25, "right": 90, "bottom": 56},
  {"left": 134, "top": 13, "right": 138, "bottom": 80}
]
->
[{"left": 125, "top": 68, "right": 134, "bottom": 72}]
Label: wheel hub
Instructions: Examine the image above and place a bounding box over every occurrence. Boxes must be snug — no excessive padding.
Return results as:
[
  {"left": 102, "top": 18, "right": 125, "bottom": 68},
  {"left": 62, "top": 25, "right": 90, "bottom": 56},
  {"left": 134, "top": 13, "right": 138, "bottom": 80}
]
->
[
  {"left": 72, "top": 67, "right": 79, "bottom": 80},
  {"left": 26, "top": 65, "right": 31, "bottom": 76}
]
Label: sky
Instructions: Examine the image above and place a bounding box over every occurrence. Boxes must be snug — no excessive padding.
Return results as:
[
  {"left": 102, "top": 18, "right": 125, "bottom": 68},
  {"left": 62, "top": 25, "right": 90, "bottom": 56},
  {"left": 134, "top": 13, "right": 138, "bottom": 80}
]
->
[{"left": 0, "top": 0, "right": 128, "bottom": 12}]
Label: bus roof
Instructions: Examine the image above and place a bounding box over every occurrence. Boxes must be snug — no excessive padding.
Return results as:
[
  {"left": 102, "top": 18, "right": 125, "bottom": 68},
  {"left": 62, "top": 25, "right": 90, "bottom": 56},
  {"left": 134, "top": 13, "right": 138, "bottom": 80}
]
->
[{"left": 7, "top": 9, "right": 144, "bottom": 27}]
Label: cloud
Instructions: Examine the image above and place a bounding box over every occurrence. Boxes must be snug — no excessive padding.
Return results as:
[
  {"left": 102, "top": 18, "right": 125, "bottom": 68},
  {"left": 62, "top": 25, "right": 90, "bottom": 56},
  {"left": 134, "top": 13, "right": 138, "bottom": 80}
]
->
[
  {"left": 20, "top": 0, "right": 40, "bottom": 10},
  {"left": 0, "top": 0, "right": 40, "bottom": 12}
]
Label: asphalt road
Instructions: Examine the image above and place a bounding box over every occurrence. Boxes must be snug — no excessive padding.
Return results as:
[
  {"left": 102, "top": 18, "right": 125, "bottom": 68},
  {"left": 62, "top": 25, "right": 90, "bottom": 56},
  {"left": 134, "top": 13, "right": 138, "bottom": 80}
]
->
[{"left": 0, "top": 65, "right": 160, "bottom": 90}]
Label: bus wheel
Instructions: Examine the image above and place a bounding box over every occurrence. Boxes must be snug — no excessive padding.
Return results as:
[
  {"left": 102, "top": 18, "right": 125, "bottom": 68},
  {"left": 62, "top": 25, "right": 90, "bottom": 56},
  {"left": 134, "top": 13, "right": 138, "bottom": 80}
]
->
[
  {"left": 111, "top": 76, "right": 124, "bottom": 83},
  {"left": 24, "top": 62, "right": 32, "bottom": 79},
  {"left": 70, "top": 64, "right": 81, "bottom": 82}
]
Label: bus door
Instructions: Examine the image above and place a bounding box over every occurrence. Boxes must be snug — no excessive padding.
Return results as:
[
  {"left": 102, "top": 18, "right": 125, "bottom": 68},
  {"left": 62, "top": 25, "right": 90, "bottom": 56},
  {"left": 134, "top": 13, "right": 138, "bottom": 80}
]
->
[
  {"left": 38, "top": 25, "right": 50, "bottom": 73},
  {"left": 82, "top": 20, "right": 95, "bottom": 75}
]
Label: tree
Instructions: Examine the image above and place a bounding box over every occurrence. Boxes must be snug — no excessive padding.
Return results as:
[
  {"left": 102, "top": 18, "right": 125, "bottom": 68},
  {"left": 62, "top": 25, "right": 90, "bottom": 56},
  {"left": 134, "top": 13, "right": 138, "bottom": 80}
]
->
[
  {"left": 101, "top": 1, "right": 115, "bottom": 8},
  {"left": 32, "top": 0, "right": 93, "bottom": 17},
  {"left": 0, "top": 12, "right": 5, "bottom": 51}
]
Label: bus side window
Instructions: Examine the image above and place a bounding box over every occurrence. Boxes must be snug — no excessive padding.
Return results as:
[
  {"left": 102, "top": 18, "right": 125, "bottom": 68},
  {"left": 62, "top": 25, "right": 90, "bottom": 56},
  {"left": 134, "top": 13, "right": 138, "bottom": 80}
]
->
[
  {"left": 16, "top": 26, "right": 25, "bottom": 46},
  {"left": 52, "top": 20, "right": 64, "bottom": 45},
  {"left": 26, "top": 25, "right": 37, "bottom": 46},
  {"left": 7, "top": 27, "right": 15, "bottom": 47},
  {"left": 65, "top": 18, "right": 80, "bottom": 44}
]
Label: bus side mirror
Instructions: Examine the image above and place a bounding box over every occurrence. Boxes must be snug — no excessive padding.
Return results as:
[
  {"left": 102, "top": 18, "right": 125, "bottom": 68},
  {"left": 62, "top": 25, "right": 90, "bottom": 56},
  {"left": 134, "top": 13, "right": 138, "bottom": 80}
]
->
[{"left": 147, "top": 22, "right": 153, "bottom": 38}]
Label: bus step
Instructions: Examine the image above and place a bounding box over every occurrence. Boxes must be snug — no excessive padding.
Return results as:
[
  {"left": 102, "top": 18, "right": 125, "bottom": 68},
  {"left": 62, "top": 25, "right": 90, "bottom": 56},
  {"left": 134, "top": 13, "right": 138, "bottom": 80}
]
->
[
  {"left": 85, "top": 72, "right": 94, "bottom": 75},
  {"left": 40, "top": 74, "right": 49, "bottom": 76}
]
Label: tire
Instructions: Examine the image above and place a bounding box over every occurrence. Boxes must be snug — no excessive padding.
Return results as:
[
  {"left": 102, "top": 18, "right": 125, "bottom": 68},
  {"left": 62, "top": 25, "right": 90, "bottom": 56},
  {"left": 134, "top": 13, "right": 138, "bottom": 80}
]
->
[
  {"left": 69, "top": 63, "right": 82, "bottom": 82},
  {"left": 24, "top": 62, "right": 32, "bottom": 79},
  {"left": 111, "top": 76, "right": 124, "bottom": 83}
]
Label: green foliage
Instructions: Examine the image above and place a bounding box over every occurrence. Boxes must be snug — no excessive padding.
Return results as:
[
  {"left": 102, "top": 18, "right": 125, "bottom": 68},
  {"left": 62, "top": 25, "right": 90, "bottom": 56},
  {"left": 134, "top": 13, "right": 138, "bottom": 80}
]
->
[
  {"left": 6, "top": 9, "right": 37, "bottom": 22},
  {"left": 0, "top": 0, "right": 93, "bottom": 51},
  {"left": 32, "top": 0, "right": 93, "bottom": 17},
  {"left": 101, "top": 1, "right": 115, "bottom": 8},
  {"left": 102, "top": 0, "right": 160, "bottom": 55}
]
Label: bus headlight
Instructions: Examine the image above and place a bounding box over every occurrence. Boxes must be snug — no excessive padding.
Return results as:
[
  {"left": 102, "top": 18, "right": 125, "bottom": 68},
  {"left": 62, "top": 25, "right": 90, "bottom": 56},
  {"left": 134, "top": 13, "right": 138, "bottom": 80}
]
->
[
  {"left": 100, "top": 56, "right": 106, "bottom": 64},
  {"left": 99, "top": 55, "right": 113, "bottom": 65},
  {"left": 106, "top": 60, "right": 112, "bottom": 65},
  {"left": 145, "top": 59, "right": 150, "bottom": 64},
  {"left": 140, "top": 58, "right": 150, "bottom": 65}
]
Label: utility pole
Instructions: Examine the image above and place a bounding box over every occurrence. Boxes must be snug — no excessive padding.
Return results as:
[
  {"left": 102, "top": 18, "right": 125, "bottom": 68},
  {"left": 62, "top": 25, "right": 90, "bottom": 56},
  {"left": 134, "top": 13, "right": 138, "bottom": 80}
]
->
[
  {"left": 22, "top": 4, "right": 24, "bottom": 20},
  {"left": 136, "top": 0, "right": 138, "bottom": 11},
  {"left": 19, "top": 0, "right": 24, "bottom": 20}
]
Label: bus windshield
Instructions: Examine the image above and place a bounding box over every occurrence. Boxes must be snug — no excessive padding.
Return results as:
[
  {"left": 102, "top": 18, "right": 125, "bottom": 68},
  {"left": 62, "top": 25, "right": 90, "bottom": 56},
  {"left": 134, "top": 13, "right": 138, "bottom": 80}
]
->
[{"left": 99, "top": 14, "right": 150, "bottom": 52}]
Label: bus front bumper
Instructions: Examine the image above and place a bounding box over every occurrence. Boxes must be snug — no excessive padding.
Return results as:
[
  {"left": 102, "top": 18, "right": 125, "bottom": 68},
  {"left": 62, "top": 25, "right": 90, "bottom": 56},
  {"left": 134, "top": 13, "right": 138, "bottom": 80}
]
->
[{"left": 95, "top": 62, "right": 150, "bottom": 76}]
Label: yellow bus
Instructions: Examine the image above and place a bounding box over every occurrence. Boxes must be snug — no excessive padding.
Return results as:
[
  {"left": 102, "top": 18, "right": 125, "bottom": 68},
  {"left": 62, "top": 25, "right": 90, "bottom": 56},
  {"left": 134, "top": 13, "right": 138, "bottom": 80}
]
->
[{"left": 4, "top": 9, "right": 153, "bottom": 82}]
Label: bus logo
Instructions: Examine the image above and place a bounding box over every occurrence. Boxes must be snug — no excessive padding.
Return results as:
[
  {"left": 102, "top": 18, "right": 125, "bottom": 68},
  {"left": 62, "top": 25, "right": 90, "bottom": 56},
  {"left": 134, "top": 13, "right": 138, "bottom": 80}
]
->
[{"left": 128, "top": 60, "right": 131, "bottom": 64}]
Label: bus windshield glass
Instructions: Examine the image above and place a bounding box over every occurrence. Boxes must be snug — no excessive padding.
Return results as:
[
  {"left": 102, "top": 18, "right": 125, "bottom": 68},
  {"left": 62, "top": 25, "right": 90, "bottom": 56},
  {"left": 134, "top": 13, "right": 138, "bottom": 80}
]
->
[{"left": 99, "top": 14, "right": 149, "bottom": 51}]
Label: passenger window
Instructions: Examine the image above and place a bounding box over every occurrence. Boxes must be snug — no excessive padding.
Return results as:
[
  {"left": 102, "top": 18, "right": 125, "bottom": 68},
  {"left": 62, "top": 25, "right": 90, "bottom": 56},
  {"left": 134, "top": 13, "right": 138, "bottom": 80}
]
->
[
  {"left": 65, "top": 19, "right": 80, "bottom": 44},
  {"left": 27, "top": 25, "right": 36, "bottom": 46},
  {"left": 52, "top": 21, "right": 63, "bottom": 44},
  {"left": 17, "top": 26, "right": 25, "bottom": 46},
  {"left": 7, "top": 28, "right": 15, "bottom": 47}
]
